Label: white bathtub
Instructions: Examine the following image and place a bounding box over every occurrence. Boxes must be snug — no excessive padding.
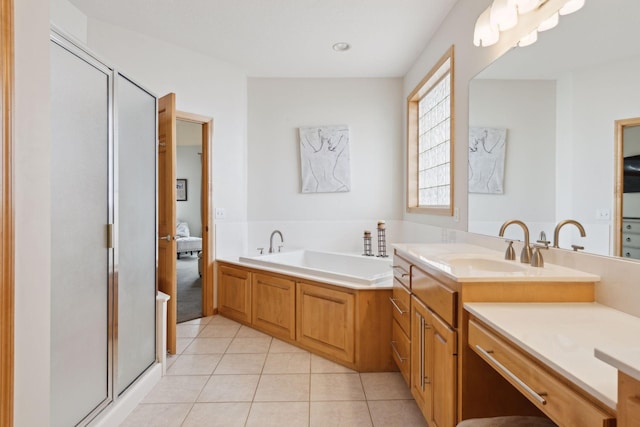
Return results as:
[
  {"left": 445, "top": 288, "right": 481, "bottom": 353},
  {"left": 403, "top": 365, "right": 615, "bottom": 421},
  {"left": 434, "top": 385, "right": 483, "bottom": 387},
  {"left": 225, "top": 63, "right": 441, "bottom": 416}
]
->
[{"left": 238, "top": 250, "right": 393, "bottom": 286}]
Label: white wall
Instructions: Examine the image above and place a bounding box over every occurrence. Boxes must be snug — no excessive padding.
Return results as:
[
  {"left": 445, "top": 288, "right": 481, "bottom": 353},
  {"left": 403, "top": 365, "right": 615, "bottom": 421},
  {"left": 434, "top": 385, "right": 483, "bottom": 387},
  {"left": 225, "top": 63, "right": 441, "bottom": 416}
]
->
[
  {"left": 247, "top": 78, "right": 403, "bottom": 221},
  {"left": 176, "top": 146, "right": 202, "bottom": 237},
  {"left": 244, "top": 78, "right": 403, "bottom": 253},
  {"left": 14, "top": 0, "right": 51, "bottom": 425},
  {"left": 50, "top": 0, "right": 87, "bottom": 43},
  {"left": 468, "top": 79, "right": 556, "bottom": 239}
]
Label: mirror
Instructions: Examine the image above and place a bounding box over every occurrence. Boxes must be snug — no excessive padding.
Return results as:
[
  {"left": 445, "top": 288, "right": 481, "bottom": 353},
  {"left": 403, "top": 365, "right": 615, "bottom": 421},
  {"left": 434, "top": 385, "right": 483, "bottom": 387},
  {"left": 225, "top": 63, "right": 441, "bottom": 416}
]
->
[{"left": 468, "top": 0, "right": 640, "bottom": 258}]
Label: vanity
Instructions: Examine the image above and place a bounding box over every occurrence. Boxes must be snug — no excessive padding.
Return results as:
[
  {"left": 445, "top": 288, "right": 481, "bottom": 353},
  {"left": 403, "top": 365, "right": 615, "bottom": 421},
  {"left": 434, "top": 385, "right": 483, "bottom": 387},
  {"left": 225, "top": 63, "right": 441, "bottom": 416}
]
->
[{"left": 389, "top": 243, "right": 630, "bottom": 426}]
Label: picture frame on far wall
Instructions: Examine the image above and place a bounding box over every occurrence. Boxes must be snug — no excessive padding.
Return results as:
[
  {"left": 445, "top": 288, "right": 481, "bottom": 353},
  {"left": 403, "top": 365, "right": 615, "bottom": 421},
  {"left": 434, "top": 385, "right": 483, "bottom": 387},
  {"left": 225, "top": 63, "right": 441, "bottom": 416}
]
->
[{"left": 176, "top": 179, "right": 187, "bottom": 201}]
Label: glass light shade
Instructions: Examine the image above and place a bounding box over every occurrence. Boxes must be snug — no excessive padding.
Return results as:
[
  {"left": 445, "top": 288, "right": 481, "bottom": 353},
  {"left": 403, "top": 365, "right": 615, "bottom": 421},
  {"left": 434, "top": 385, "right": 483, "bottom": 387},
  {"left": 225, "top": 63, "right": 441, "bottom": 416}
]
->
[
  {"left": 538, "top": 12, "right": 559, "bottom": 31},
  {"left": 518, "top": 29, "right": 538, "bottom": 47},
  {"left": 490, "top": 0, "right": 518, "bottom": 31},
  {"left": 473, "top": 7, "right": 499, "bottom": 47},
  {"left": 509, "top": 0, "right": 543, "bottom": 14},
  {"left": 559, "top": 0, "right": 585, "bottom": 15}
]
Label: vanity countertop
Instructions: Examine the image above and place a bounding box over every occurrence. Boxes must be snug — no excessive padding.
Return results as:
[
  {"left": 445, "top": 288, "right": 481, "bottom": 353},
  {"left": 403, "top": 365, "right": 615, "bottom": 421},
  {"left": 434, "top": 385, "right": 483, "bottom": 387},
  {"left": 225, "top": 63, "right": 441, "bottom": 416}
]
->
[
  {"left": 595, "top": 347, "right": 640, "bottom": 382},
  {"left": 465, "top": 302, "right": 640, "bottom": 410},
  {"left": 393, "top": 243, "right": 600, "bottom": 283}
]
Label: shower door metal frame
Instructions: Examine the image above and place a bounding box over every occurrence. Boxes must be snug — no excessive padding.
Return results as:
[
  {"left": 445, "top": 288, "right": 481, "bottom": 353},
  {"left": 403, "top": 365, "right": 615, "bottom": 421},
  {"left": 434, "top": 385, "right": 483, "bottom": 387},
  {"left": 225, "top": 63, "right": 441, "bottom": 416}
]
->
[{"left": 50, "top": 27, "right": 115, "bottom": 426}]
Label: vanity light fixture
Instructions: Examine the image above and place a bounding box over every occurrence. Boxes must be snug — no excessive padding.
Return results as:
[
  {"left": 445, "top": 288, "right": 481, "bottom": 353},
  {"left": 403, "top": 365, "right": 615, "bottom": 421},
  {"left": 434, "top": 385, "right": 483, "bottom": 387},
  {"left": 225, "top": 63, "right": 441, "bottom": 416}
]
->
[
  {"left": 473, "top": 0, "right": 585, "bottom": 47},
  {"left": 332, "top": 42, "right": 350, "bottom": 52}
]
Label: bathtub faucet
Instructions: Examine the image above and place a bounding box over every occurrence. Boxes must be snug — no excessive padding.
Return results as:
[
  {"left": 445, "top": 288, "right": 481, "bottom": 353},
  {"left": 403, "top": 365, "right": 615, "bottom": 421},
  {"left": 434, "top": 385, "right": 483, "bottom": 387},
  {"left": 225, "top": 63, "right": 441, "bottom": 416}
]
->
[{"left": 269, "top": 230, "right": 284, "bottom": 253}]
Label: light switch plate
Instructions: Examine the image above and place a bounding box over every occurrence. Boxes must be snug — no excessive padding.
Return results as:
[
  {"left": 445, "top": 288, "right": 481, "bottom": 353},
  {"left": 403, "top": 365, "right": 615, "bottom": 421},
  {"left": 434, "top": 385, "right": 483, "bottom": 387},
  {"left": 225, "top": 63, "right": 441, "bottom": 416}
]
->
[
  {"left": 596, "top": 209, "right": 610, "bottom": 220},
  {"left": 215, "top": 207, "right": 226, "bottom": 219}
]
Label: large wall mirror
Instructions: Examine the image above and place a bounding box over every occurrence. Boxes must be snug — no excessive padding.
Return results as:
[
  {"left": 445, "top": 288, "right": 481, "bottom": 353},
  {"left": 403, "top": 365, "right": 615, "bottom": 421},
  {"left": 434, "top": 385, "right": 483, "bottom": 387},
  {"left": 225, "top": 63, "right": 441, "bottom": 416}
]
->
[{"left": 468, "top": 0, "right": 640, "bottom": 259}]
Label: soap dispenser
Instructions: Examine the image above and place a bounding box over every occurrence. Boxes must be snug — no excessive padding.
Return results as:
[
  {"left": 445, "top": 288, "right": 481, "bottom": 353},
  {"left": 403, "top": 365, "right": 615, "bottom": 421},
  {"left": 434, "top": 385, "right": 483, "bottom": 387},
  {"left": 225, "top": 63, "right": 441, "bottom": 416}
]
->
[{"left": 504, "top": 240, "right": 516, "bottom": 261}]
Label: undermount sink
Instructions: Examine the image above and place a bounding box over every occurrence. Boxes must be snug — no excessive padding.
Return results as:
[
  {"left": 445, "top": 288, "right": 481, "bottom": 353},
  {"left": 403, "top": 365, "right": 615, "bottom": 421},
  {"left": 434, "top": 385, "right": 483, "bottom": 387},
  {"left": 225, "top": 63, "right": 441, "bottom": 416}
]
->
[{"left": 443, "top": 257, "right": 526, "bottom": 273}]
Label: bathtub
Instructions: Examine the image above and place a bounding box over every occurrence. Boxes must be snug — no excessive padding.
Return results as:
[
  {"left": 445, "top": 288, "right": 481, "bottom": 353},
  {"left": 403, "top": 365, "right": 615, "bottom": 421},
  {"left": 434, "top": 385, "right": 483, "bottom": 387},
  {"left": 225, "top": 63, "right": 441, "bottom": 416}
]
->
[{"left": 238, "top": 250, "right": 393, "bottom": 286}]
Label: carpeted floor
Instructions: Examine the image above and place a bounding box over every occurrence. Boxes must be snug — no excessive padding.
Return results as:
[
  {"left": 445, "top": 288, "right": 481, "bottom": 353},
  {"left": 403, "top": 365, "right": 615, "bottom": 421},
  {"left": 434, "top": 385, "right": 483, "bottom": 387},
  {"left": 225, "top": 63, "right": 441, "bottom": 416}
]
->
[{"left": 176, "top": 254, "right": 202, "bottom": 323}]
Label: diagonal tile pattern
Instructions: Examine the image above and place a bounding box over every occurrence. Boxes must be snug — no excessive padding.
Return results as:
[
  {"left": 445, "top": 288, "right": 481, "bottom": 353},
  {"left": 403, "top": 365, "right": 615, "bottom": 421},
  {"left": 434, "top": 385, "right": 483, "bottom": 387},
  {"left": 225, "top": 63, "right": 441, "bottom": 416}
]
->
[{"left": 121, "top": 315, "right": 427, "bottom": 427}]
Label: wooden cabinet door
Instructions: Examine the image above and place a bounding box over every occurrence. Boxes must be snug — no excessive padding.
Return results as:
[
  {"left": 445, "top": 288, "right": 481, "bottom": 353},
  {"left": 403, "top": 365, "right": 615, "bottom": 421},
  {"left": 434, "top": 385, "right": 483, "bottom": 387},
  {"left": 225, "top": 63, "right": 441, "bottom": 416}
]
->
[
  {"left": 252, "top": 273, "right": 295, "bottom": 340},
  {"left": 218, "top": 265, "right": 251, "bottom": 323},
  {"left": 411, "top": 296, "right": 432, "bottom": 420},
  {"left": 296, "top": 282, "right": 355, "bottom": 363},
  {"left": 429, "top": 307, "right": 457, "bottom": 427}
]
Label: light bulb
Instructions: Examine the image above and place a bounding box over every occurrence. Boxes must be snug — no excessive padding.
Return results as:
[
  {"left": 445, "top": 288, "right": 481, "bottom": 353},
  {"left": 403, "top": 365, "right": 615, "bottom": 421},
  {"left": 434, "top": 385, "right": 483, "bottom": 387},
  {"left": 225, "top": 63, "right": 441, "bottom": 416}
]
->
[
  {"left": 538, "top": 12, "right": 559, "bottom": 31},
  {"left": 518, "top": 30, "right": 538, "bottom": 47},
  {"left": 509, "top": 0, "right": 543, "bottom": 15},
  {"left": 473, "top": 7, "right": 499, "bottom": 47},
  {"left": 490, "top": 0, "right": 518, "bottom": 31},
  {"left": 559, "top": 0, "right": 585, "bottom": 15}
]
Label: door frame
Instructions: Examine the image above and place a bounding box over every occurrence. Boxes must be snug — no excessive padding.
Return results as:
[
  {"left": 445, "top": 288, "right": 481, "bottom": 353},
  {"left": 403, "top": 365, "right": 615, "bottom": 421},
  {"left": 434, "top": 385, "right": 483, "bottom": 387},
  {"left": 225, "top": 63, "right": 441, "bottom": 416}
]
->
[
  {"left": 614, "top": 117, "right": 640, "bottom": 257},
  {"left": 176, "top": 110, "right": 214, "bottom": 316},
  {"left": 0, "top": 0, "right": 14, "bottom": 425}
]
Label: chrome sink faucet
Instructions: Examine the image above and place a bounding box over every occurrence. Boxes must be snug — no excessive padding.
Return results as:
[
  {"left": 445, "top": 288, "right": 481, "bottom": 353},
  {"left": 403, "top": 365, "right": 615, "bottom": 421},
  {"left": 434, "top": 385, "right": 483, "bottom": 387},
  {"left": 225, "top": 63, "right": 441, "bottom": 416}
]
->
[
  {"left": 498, "top": 219, "right": 532, "bottom": 263},
  {"left": 553, "top": 219, "right": 586, "bottom": 249},
  {"left": 269, "top": 230, "right": 284, "bottom": 253}
]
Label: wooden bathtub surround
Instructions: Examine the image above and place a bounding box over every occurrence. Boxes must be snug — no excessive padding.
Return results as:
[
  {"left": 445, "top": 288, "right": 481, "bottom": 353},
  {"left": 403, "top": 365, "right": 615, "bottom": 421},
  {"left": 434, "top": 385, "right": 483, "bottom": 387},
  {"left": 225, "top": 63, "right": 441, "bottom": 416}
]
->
[
  {"left": 391, "top": 248, "right": 599, "bottom": 427},
  {"left": 216, "top": 261, "right": 395, "bottom": 372}
]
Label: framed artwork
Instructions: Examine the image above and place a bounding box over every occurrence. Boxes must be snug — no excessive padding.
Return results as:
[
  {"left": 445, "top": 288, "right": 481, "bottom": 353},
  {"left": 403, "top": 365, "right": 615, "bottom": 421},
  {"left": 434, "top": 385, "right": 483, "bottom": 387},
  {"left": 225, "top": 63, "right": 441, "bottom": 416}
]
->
[
  {"left": 468, "top": 127, "right": 507, "bottom": 194},
  {"left": 176, "top": 179, "right": 187, "bottom": 201},
  {"left": 299, "top": 125, "right": 351, "bottom": 193}
]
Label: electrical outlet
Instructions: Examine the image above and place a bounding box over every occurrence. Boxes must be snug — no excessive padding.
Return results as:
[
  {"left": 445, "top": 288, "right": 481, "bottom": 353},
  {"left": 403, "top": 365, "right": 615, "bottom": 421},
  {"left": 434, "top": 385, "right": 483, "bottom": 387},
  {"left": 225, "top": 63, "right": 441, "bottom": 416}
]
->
[
  {"left": 453, "top": 207, "right": 460, "bottom": 222},
  {"left": 215, "top": 207, "right": 226, "bottom": 219},
  {"left": 596, "top": 209, "right": 610, "bottom": 220}
]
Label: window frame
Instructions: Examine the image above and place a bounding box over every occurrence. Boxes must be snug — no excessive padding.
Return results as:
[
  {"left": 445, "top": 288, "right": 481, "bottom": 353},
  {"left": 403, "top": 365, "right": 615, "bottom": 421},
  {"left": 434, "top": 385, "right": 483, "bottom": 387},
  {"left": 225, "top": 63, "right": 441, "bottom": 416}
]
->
[{"left": 406, "top": 45, "right": 455, "bottom": 216}]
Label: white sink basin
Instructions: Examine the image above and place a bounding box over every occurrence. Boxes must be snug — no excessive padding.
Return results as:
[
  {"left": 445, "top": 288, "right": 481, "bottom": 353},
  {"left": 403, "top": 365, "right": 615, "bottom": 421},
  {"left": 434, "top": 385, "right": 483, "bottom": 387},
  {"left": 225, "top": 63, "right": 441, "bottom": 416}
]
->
[{"left": 444, "top": 257, "right": 526, "bottom": 273}]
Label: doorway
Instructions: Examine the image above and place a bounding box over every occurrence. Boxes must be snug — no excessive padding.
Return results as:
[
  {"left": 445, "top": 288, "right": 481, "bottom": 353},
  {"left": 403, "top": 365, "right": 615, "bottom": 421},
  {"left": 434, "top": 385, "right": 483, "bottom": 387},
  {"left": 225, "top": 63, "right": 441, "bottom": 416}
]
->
[
  {"left": 176, "top": 119, "right": 204, "bottom": 323},
  {"left": 157, "top": 96, "right": 214, "bottom": 354},
  {"left": 615, "top": 117, "right": 640, "bottom": 258}
]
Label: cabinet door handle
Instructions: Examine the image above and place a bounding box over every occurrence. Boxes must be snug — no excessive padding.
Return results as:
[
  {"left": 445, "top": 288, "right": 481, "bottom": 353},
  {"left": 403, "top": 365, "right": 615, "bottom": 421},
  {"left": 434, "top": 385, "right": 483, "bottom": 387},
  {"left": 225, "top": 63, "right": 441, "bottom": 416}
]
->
[
  {"left": 389, "top": 297, "right": 407, "bottom": 315},
  {"left": 475, "top": 345, "right": 547, "bottom": 406},
  {"left": 390, "top": 341, "right": 407, "bottom": 363},
  {"left": 627, "top": 237, "right": 632, "bottom": 242},
  {"left": 627, "top": 224, "right": 632, "bottom": 230},
  {"left": 391, "top": 265, "right": 410, "bottom": 277},
  {"left": 419, "top": 314, "right": 426, "bottom": 390}
]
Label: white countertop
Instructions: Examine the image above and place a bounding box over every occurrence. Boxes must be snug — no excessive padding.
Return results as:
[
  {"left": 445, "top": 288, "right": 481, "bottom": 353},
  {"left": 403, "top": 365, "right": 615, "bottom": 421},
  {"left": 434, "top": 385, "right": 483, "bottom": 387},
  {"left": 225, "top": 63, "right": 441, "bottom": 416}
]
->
[
  {"left": 394, "top": 243, "right": 600, "bottom": 282},
  {"left": 464, "top": 302, "right": 640, "bottom": 410},
  {"left": 595, "top": 347, "right": 640, "bottom": 382}
]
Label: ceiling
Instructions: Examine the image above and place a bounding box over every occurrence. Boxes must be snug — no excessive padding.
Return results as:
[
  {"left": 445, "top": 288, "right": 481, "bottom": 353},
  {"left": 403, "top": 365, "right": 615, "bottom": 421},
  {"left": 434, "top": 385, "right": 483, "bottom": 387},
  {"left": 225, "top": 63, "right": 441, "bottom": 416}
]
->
[{"left": 68, "top": 0, "right": 459, "bottom": 78}]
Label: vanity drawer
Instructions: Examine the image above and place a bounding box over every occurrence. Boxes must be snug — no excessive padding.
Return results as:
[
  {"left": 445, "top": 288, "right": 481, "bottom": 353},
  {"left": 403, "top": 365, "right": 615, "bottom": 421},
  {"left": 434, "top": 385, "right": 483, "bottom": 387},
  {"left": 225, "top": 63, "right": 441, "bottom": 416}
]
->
[
  {"left": 623, "top": 219, "right": 640, "bottom": 235},
  {"left": 468, "top": 319, "right": 615, "bottom": 427},
  {"left": 623, "top": 232, "right": 640, "bottom": 249},
  {"left": 622, "top": 246, "right": 640, "bottom": 259},
  {"left": 412, "top": 266, "right": 457, "bottom": 328},
  {"left": 390, "top": 279, "right": 411, "bottom": 335},
  {"left": 392, "top": 251, "right": 412, "bottom": 288},
  {"left": 391, "top": 319, "right": 411, "bottom": 386}
]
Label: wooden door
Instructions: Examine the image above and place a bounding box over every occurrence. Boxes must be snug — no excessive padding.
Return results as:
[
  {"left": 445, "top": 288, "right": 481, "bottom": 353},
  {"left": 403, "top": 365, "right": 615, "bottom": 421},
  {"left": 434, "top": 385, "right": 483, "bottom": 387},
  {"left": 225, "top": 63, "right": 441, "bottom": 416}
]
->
[
  {"left": 430, "top": 308, "right": 457, "bottom": 427},
  {"left": 296, "top": 282, "right": 355, "bottom": 363},
  {"left": 218, "top": 264, "right": 252, "bottom": 323},
  {"left": 158, "top": 93, "right": 177, "bottom": 354},
  {"left": 0, "top": 0, "right": 14, "bottom": 425},
  {"left": 252, "top": 273, "right": 295, "bottom": 340}
]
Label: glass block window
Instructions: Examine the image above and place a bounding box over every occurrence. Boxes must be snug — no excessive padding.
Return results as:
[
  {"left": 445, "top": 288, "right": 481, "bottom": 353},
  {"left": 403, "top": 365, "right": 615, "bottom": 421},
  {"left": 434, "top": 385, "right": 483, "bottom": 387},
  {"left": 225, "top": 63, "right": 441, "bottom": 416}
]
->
[
  {"left": 407, "top": 46, "right": 454, "bottom": 215},
  {"left": 418, "top": 73, "right": 451, "bottom": 206}
]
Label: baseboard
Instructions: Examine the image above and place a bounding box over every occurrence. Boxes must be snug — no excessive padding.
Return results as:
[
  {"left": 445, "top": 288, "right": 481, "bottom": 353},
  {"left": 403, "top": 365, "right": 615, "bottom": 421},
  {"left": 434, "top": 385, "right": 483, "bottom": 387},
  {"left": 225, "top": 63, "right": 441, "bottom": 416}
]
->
[{"left": 90, "top": 363, "right": 162, "bottom": 427}]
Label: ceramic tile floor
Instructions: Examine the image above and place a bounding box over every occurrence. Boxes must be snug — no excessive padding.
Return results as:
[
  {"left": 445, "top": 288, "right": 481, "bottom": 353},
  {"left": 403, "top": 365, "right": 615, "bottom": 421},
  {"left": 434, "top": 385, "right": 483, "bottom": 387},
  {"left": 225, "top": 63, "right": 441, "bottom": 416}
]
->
[{"left": 120, "top": 315, "right": 428, "bottom": 427}]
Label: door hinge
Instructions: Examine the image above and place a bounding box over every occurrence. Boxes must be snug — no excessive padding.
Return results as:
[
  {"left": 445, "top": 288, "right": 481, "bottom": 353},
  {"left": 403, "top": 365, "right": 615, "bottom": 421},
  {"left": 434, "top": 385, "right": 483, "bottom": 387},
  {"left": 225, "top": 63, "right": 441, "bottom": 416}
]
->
[{"left": 107, "top": 223, "right": 114, "bottom": 248}]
